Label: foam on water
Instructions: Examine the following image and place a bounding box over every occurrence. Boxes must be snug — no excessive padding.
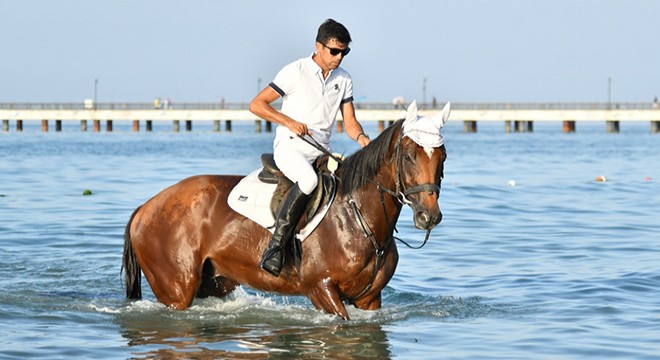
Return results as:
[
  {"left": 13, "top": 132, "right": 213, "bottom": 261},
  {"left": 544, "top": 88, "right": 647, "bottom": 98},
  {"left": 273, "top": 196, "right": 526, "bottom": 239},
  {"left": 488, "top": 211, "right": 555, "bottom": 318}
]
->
[{"left": 84, "top": 283, "right": 528, "bottom": 329}]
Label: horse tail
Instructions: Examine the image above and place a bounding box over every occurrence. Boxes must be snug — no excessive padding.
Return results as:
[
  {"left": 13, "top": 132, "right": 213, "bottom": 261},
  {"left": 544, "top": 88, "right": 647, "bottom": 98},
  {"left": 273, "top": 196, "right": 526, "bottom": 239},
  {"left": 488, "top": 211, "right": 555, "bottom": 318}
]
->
[{"left": 121, "top": 206, "right": 142, "bottom": 299}]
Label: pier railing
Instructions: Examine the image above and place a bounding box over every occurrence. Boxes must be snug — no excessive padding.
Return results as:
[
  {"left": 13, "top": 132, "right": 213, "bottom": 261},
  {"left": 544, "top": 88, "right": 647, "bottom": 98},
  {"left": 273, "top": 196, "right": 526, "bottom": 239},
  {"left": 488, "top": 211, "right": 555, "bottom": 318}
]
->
[
  {"left": 1, "top": 102, "right": 659, "bottom": 133},
  {"left": 0, "top": 101, "right": 657, "bottom": 111}
]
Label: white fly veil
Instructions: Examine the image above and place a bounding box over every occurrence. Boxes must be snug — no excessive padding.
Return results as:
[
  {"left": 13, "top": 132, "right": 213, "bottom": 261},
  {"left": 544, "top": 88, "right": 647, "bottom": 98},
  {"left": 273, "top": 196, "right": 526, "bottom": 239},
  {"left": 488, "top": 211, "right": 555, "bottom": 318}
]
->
[{"left": 402, "top": 100, "right": 451, "bottom": 148}]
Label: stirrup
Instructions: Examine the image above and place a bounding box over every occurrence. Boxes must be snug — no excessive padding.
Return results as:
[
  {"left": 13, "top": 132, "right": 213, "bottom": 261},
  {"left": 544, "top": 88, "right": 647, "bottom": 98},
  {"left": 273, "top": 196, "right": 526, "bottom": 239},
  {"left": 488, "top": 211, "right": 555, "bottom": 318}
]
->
[
  {"left": 260, "top": 242, "right": 285, "bottom": 276},
  {"left": 260, "top": 249, "right": 284, "bottom": 277}
]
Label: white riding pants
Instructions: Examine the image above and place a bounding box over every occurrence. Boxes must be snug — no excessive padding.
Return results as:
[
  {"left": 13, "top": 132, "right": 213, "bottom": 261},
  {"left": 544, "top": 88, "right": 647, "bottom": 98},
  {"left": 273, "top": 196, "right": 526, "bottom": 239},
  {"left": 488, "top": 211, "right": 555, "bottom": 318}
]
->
[{"left": 273, "top": 134, "right": 325, "bottom": 195}]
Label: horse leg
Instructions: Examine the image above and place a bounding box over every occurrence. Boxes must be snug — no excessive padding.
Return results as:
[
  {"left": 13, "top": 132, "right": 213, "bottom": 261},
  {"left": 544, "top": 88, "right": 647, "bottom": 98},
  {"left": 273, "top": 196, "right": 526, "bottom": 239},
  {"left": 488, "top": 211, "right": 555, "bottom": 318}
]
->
[
  {"left": 196, "top": 259, "right": 238, "bottom": 298},
  {"left": 307, "top": 279, "right": 350, "bottom": 320},
  {"left": 139, "top": 261, "right": 203, "bottom": 310},
  {"left": 197, "top": 276, "right": 238, "bottom": 298},
  {"left": 352, "top": 292, "right": 382, "bottom": 311}
]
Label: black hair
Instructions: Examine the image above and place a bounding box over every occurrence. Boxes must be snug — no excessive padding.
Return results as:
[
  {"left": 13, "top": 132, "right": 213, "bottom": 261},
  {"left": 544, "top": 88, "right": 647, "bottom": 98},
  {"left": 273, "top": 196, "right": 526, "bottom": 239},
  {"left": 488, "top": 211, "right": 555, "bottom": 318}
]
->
[
  {"left": 339, "top": 120, "right": 403, "bottom": 195},
  {"left": 316, "top": 19, "right": 352, "bottom": 45}
]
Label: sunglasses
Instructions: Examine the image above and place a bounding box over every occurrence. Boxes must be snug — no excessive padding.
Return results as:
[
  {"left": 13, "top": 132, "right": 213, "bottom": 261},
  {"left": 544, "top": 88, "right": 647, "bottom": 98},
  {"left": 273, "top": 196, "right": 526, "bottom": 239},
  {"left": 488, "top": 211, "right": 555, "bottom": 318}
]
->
[{"left": 322, "top": 43, "right": 351, "bottom": 57}]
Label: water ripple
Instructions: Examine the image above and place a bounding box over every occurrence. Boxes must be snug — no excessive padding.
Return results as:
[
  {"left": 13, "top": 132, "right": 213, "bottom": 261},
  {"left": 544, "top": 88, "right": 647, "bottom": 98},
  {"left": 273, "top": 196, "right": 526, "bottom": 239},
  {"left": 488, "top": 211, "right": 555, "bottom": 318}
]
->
[{"left": 2, "top": 126, "right": 660, "bottom": 359}]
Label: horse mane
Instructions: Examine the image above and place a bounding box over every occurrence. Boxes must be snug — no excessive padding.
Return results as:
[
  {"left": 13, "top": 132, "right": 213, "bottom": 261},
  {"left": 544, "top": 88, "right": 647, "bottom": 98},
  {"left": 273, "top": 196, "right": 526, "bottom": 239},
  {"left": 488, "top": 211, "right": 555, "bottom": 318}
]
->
[{"left": 339, "top": 119, "right": 403, "bottom": 195}]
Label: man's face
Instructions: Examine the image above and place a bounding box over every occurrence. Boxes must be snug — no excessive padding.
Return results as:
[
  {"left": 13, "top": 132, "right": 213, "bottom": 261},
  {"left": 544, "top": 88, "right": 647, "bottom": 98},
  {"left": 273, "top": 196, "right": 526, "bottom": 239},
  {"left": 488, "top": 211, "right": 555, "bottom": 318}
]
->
[{"left": 315, "top": 38, "right": 350, "bottom": 70}]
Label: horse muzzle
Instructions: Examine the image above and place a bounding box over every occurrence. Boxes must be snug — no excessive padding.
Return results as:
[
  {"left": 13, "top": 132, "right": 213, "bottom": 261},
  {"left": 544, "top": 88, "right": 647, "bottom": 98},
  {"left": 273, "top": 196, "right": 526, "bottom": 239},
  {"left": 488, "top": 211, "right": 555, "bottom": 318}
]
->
[
  {"left": 403, "top": 183, "right": 442, "bottom": 230},
  {"left": 413, "top": 207, "right": 442, "bottom": 230}
]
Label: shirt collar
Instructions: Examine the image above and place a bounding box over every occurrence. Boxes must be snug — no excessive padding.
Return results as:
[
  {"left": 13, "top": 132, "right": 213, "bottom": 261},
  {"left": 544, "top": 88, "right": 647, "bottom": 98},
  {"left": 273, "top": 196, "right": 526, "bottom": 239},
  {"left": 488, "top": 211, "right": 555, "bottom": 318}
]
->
[{"left": 308, "top": 53, "right": 334, "bottom": 78}]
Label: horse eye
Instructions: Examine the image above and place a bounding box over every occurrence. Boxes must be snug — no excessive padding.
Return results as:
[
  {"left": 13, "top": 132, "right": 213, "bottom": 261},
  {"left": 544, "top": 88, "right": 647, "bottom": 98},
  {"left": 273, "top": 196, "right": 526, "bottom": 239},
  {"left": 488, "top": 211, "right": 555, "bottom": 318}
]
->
[{"left": 404, "top": 153, "right": 414, "bottom": 163}]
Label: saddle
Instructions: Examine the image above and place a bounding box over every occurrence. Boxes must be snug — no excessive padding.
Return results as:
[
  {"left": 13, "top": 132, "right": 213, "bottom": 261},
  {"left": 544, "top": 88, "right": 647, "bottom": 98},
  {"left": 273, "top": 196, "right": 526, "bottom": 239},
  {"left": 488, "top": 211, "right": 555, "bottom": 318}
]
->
[
  {"left": 257, "top": 154, "right": 335, "bottom": 225},
  {"left": 256, "top": 154, "right": 336, "bottom": 269}
]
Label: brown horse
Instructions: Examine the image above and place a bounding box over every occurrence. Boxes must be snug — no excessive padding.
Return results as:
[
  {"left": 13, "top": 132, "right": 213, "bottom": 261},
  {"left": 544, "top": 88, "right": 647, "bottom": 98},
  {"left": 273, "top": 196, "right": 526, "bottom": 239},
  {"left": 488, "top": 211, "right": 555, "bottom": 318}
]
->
[{"left": 122, "top": 101, "right": 450, "bottom": 320}]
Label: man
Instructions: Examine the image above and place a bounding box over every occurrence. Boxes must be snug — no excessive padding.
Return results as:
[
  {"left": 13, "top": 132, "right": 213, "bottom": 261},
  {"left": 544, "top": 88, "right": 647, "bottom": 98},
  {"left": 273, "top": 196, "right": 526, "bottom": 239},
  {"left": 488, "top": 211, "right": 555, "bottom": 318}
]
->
[{"left": 249, "top": 18, "right": 371, "bottom": 277}]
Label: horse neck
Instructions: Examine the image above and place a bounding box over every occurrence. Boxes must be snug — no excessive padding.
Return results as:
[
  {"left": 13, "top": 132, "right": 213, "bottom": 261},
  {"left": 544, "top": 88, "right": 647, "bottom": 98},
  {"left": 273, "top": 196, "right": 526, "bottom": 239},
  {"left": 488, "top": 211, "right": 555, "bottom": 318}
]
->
[
  {"left": 338, "top": 122, "right": 405, "bottom": 242},
  {"left": 351, "top": 160, "right": 403, "bottom": 240}
]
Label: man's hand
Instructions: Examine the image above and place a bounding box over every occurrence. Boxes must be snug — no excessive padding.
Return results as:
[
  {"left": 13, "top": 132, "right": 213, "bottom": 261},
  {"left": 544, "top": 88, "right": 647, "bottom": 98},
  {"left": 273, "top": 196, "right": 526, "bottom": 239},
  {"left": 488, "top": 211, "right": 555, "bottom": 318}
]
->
[
  {"left": 356, "top": 132, "right": 370, "bottom": 147},
  {"left": 287, "top": 119, "right": 310, "bottom": 137}
]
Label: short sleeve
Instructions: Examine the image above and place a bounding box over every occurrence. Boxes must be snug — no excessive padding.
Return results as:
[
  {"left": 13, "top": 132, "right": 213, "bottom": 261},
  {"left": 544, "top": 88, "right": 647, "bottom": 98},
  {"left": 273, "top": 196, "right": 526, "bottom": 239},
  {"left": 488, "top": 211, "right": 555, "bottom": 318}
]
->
[
  {"left": 270, "top": 61, "right": 300, "bottom": 97},
  {"left": 342, "top": 75, "right": 354, "bottom": 103}
]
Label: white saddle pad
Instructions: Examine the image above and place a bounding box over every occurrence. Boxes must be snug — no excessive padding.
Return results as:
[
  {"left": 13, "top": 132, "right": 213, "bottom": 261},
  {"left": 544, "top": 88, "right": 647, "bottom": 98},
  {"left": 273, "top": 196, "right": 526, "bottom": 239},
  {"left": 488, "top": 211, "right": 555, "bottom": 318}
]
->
[{"left": 227, "top": 168, "right": 336, "bottom": 241}]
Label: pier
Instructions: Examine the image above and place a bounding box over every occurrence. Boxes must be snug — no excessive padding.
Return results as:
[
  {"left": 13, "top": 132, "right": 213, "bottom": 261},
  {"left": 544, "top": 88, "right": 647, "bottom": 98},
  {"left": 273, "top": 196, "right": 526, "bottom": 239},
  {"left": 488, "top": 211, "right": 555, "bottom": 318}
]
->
[{"left": 1, "top": 102, "right": 659, "bottom": 134}]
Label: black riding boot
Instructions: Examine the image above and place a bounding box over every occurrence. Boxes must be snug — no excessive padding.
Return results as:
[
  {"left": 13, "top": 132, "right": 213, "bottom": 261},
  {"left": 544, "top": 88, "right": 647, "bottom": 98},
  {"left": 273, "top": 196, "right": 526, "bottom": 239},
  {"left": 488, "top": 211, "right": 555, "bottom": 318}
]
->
[{"left": 260, "top": 183, "right": 311, "bottom": 277}]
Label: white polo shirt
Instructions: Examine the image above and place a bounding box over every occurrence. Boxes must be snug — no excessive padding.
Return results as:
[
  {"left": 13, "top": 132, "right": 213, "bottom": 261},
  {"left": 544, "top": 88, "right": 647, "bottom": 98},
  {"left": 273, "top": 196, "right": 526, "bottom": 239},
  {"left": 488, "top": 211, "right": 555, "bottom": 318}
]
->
[{"left": 270, "top": 54, "right": 354, "bottom": 148}]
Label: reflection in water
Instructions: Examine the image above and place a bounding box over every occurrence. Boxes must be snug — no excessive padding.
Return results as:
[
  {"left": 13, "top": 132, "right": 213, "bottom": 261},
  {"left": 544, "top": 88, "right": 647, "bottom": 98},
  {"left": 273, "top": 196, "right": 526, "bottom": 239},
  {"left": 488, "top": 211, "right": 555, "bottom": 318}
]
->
[
  {"left": 112, "top": 287, "right": 501, "bottom": 358},
  {"left": 117, "top": 314, "right": 392, "bottom": 359}
]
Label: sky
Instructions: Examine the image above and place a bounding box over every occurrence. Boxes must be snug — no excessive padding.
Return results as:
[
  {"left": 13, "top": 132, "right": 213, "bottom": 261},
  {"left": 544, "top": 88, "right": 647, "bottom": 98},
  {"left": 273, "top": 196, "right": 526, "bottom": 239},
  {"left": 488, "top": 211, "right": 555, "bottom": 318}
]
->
[{"left": 1, "top": 0, "right": 658, "bottom": 105}]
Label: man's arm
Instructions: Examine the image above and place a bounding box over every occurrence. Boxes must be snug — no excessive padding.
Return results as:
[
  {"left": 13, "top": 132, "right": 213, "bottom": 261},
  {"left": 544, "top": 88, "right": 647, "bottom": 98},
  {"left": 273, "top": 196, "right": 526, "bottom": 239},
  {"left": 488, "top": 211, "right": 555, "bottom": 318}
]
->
[
  {"left": 249, "top": 86, "right": 310, "bottom": 136},
  {"left": 340, "top": 101, "right": 370, "bottom": 147}
]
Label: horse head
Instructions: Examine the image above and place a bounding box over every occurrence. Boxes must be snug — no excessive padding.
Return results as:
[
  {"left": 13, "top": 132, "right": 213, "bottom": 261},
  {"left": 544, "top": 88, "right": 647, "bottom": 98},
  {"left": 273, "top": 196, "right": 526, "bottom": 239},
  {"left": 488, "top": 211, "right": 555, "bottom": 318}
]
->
[{"left": 398, "top": 100, "right": 450, "bottom": 230}]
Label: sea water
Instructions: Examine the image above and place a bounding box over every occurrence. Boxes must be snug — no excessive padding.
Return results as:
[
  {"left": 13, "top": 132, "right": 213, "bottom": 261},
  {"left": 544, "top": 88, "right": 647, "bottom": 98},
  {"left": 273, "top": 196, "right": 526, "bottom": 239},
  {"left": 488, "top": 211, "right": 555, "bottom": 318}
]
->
[{"left": 1, "top": 120, "right": 659, "bottom": 359}]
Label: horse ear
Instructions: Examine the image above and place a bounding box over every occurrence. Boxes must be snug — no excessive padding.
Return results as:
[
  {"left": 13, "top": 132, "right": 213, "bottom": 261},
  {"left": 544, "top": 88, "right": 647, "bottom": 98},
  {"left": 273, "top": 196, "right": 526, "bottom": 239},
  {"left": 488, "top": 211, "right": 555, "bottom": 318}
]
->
[
  {"left": 433, "top": 101, "right": 451, "bottom": 128},
  {"left": 404, "top": 100, "right": 418, "bottom": 126}
]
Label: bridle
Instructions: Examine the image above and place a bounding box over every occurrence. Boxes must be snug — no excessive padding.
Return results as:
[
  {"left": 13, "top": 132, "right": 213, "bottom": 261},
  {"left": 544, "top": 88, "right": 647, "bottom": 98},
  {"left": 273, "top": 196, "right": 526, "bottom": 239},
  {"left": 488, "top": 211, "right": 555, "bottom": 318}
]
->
[
  {"left": 300, "top": 127, "right": 443, "bottom": 303},
  {"left": 301, "top": 128, "right": 441, "bottom": 209},
  {"left": 391, "top": 128, "right": 442, "bottom": 205}
]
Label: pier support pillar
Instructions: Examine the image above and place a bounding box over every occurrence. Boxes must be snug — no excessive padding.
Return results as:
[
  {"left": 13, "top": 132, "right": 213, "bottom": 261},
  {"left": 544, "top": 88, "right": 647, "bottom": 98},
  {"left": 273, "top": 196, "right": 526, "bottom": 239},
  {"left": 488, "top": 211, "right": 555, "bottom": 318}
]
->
[
  {"left": 55, "top": 120, "right": 62, "bottom": 132},
  {"left": 378, "top": 120, "right": 385, "bottom": 132},
  {"left": 606, "top": 121, "right": 620, "bottom": 133},
  {"left": 514, "top": 120, "right": 533, "bottom": 133},
  {"left": 651, "top": 121, "right": 660, "bottom": 133},
  {"left": 80, "top": 120, "right": 87, "bottom": 132},
  {"left": 463, "top": 120, "right": 477, "bottom": 133},
  {"left": 173, "top": 120, "right": 180, "bottom": 132},
  {"left": 336, "top": 120, "right": 344, "bottom": 133},
  {"left": 93, "top": 119, "right": 100, "bottom": 132},
  {"left": 514, "top": 121, "right": 523, "bottom": 132},
  {"left": 146, "top": 120, "right": 153, "bottom": 132},
  {"left": 563, "top": 120, "right": 576, "bottom": 133},
  {"left": 225, "top": 120, "right": 232, "bottom": 132},
  {"left": 106, "top": 120, "right": 113, "bottom": 132},
  {"left": 132, "top": 120, "right": 140, "bottom": 132},
  {"left": 337, "top": 120, "right": 344, "bottom": 133},
  {"left": 41, "top": 119, "right": 49, "bottom": 132},
  {"left": 213, "top": 120, "right": 221, "bottom": 132},
  {"left": 17, "top": 120, "right": 23, "bottom": 132},
  {"left": 2, "top": 119, "right": 8, "bottom": 132},
  {"left": 505, "top": 121, "right": 512, "bottom": 133},
  {"left": 255, "top": 120, "right": 262, "bottom": 133},
  {"left": 266, "top": 121, "right": 272, "bottom": 132},
  {"left": 185, "top": 120, "right": 192, "bottom": 132}
]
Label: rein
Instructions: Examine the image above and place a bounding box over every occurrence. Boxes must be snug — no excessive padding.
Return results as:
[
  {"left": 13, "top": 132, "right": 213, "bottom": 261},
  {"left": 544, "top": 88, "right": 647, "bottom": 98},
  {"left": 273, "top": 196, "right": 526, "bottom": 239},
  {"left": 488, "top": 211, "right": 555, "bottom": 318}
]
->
[
  {"left": 301, "top": 132, "right": 438, "bottom": 205},
  {"left": 300, "top": 131, "right": 437, "bottom": 303}
]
